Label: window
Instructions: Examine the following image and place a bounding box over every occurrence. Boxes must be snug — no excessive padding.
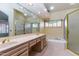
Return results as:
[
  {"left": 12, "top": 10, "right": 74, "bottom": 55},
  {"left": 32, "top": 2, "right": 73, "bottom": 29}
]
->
[
  {"left": 40, "top": 22, "right": 44, "bottom": 28},
  {"left": 25, "top": 24, "right": 31, "bottom": 28},
  {"left": 32, "top": 23, "right": 40, "bottom": 33},
  {"left": 56, "top": 21, "right": 62, "bottom": 27},
  {"left": 52, "top": 22, "right": 57, "bottom": 27},
  {"left": 53, "top": 20, "right": 62, "bottom": 27},
  {"left": 0, "top": 22, "right": 9, "bottom": 37},
  {"left": 45, "top": 22, "right": 49, "bottom": 27},
  {"left": 49, "top": 23, "right": 52, "bottom": 27},
  {"left": 0, "top": 23, "right": 9, "bottom": 33},
  {"left": 45, "top": 20, "right": 62, "bottom": 28},
  {"left": 33, "top": 23, "right": 38, "bottom": 28}
]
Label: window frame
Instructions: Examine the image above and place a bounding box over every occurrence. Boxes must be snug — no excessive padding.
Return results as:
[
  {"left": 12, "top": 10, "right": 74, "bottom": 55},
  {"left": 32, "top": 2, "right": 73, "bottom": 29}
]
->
[{"left": 45, "top": 19, "right": 62, "bottom": 28}]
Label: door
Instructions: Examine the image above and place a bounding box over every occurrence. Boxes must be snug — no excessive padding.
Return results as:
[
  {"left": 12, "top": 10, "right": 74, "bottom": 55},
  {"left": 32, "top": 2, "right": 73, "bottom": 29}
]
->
[{"left": 68, "top": 10, "right": 79, "bottom": 54}]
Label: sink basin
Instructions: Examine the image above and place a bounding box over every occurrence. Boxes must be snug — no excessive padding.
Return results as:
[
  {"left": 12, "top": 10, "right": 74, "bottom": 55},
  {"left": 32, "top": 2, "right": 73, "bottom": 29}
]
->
[{"left": 0, "top": 41, "right": 17, "bottom": 48}]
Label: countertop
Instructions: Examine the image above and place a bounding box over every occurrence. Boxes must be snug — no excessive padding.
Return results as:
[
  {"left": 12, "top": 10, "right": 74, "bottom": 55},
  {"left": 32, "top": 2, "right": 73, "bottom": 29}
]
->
[{"left": 0, "top": 34, "right": 45, "bottom": 52}]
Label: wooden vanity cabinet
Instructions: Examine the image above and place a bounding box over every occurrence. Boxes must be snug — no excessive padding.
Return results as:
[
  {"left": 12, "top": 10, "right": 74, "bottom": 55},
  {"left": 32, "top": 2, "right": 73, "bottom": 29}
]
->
[
  {"left": 20, "top": 50, "right": 28, "bottom": 56},
  {"left": 29, "top": 39, "right": 36, "bottom": 47},
  {"left": 36, "top": 38, "right": 41, "bottom": 43},
  {"left": 0, "top": 34, "right": 47, "bottom": 56},
  {"left": 0, "top": 42, "right": 29, "bottom": 56},
  {"left": 40, "top": 35, "right": 47, "bottom": 49},
  {"left": 29, "top": 35, "right": 47, "bottom": 52}
]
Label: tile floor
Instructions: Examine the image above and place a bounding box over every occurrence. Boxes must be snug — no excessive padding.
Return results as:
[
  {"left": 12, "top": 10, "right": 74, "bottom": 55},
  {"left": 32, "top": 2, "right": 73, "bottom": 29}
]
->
[{"left": 35, "top": 39, "right": 76, "bottom": 56}]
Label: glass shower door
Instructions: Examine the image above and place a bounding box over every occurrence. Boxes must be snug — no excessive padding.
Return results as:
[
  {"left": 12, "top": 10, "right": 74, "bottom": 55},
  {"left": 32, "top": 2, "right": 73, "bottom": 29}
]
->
[{"left": 68, "top": 10, "right": 79, "bottom": 54}]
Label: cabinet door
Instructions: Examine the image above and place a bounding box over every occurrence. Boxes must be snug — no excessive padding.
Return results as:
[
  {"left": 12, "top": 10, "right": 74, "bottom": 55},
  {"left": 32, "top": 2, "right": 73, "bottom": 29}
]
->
[
  {"left": 12, "top": 46, "right": 28, "bottom": 56},
  {"left": 20, "top": 50, "right": 28, "bottom": 56},
  {"left": 29, "top": 40, "right": 36, "bottom": 47}
]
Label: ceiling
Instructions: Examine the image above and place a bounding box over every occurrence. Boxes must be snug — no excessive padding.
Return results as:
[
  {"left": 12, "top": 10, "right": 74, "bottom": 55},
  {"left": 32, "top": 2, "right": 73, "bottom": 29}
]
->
[
  {"left": 18, "top": 3, "right": 79, "bottom": 19},
  {"left": 0, "top": 11, "right": 8, "bottom": 20},
  {"left": 18, "top": 3, "right": 50, "bottom": 19},
  {"left": 44, "top": 3, "right": 79, "bottom": 13}
]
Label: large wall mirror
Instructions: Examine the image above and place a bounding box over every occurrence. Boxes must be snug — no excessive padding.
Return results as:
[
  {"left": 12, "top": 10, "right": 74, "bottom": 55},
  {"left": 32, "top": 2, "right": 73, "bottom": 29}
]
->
[
  {"left": 31, "top": 23, "right": 40, "bottom": 33},
  {"left": 14, "top": 9, "right": 41, "bottom": 35},
  {"left": 0, "top": 4, "right": 43, "bottom": 37},
  {"left": 14, "top": 10, "right": 25, "bottom": 35}
]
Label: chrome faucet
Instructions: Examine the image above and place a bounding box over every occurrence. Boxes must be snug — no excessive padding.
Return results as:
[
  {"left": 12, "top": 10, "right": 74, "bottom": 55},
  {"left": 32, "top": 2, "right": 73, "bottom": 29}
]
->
[{"left": 2, "top": 39, "right": 10, "bottom": 44}]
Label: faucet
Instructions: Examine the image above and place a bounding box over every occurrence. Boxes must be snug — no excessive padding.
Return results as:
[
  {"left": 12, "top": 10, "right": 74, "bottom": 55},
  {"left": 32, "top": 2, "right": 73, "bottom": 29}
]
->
[{"left": 2, "top": 38, "right": 10, "bottom": 44}]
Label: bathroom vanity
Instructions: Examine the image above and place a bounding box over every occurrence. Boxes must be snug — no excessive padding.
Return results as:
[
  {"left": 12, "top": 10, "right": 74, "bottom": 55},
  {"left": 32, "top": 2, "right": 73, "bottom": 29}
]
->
[{"left": 0, "top": 34, "right": 47, "bottom": 56}]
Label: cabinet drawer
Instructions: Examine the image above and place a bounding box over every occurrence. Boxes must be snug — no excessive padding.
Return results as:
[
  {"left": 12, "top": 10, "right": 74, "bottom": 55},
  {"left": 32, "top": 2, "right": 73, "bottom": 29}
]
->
[
  {"left": 1, "top": 43, "right": 28, "bottom": 56},
  {"left": 37, "top": 39, "right": 40, "bottom": 43},
  {"left": 12, "top": 46, "right": 28, "bottom": 56},
  {"left": 20, "top": 50, "right": 28, "bottom": 56},
  {"left": 29, "top": 40, "right": 36, "bottom": 47}
]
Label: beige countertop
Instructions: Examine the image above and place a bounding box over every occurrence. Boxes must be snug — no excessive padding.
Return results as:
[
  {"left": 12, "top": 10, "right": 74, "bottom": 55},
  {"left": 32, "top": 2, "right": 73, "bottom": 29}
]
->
[{"left": 0, "top": 34, "right": 45, "bottom": 52}]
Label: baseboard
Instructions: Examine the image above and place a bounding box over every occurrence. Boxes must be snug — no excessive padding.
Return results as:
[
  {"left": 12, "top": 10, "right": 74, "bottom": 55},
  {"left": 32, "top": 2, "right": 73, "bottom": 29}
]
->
[{"left": 66, "top": 49, "right": 78, "bottom": 56}]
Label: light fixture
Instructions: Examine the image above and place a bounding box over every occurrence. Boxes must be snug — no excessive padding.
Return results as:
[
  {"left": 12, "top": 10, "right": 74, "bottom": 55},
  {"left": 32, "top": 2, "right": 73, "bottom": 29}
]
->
[
  {"left": 38, "top": 12, "right": 41, "bottom": 14},
  {"left": 24, "top": 13, "right": 27, "bottom": 16},
  {"left": 20, "top": 6, "right": 23, "bottom": 9},
  {"left": 44, "top": 9, "right": 47, "bottom": 11},
  {"left": 50, "top": 6, "right": 54, "bottom": 10}
]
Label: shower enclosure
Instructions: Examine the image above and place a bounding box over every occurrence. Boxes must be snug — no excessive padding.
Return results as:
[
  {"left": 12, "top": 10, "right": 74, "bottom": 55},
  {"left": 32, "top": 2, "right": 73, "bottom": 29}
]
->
[{"left": 65, "top": 9, "right": 79, "bottom": 55}]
